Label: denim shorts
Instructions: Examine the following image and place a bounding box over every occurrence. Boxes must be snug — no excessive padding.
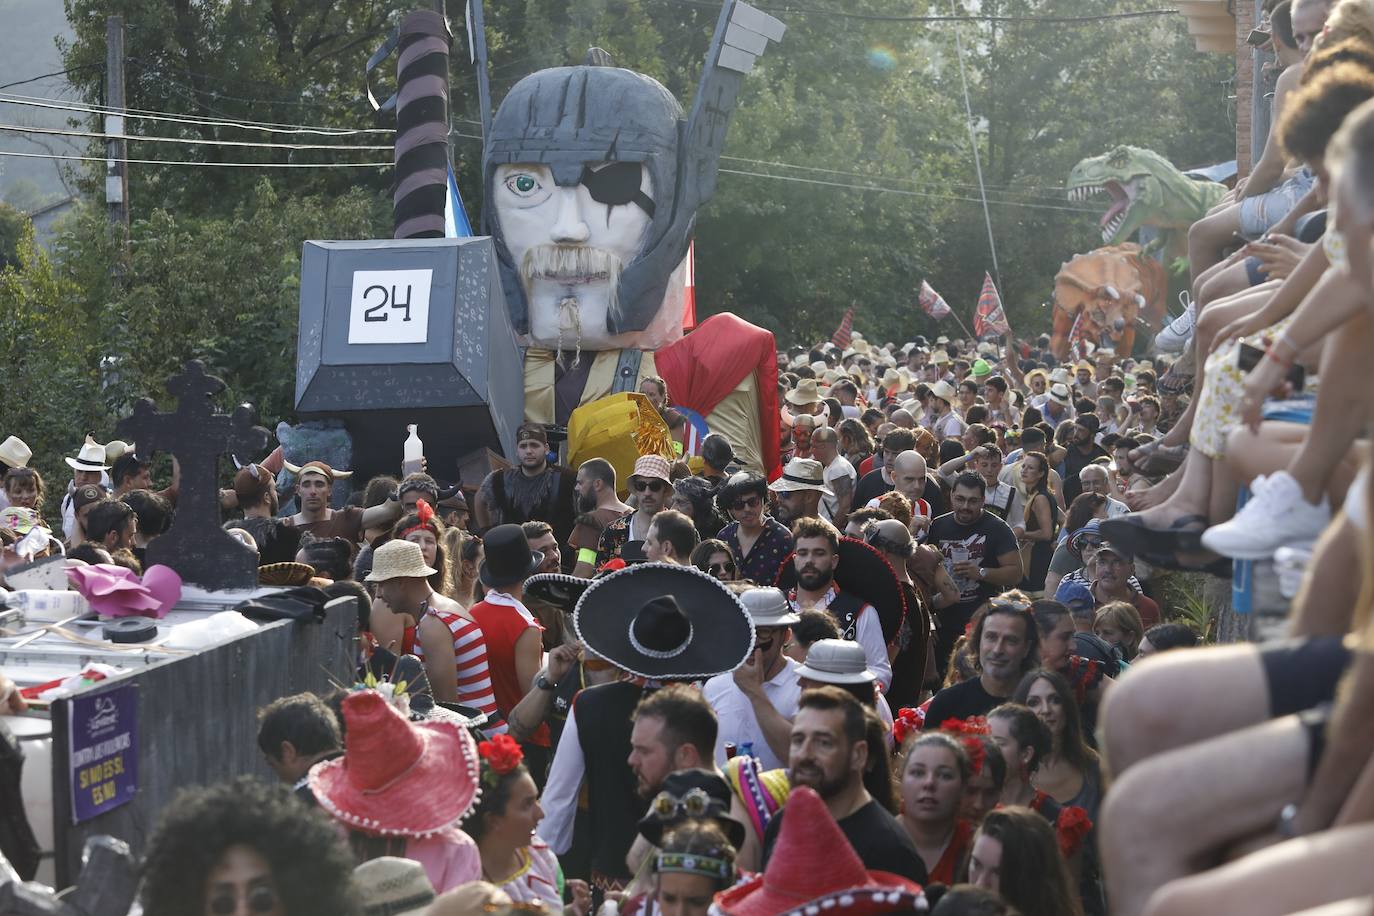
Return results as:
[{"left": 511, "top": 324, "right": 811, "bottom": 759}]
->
[{"left": 1239, "top": 169, "right": 1316, "bottom": 237}]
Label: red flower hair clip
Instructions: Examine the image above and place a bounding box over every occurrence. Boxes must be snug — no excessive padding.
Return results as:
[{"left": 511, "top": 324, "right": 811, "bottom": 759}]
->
[
  {"left": 416, "top": 498, "right": 435, "bottom": 526},
  {"left": 893, "top": 707, "right": 925, "bottom": 746},
  {"left": 939, "top": 716, "right": 991, "bottom": 736},
  {"left": 960, "top": 736, "right": 987, "bottom": 775},
  {"left": 1055, "top": 805, "right": 1094, "bottom": 858},
  {"left": 478, "top": 734, "right": 524, "bottom": 786}
]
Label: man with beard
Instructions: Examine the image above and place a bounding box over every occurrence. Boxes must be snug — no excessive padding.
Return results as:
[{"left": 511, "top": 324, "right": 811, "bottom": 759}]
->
[
  {"left": 597, "top": 455, "right": 673, "bottom": 565},
  {"left": 785, "top": 518, "right": 891, "bottom": 693},
  {"left": 287, "top": 460, "right": 398, "bottom": 543},
  {"left": 923, "top": 591, "right": 1040, "bottom": 725},
  {"left": 761, "top": 687, "right": 924, "bottom": 882},
  {"left": 627, "top": 685, "right": 718, "bottom": 799},
  {"left": 224, "top": 462, "right": 301, "bottom": 565},
  {"left": 922, "top": 473, "right": 1022, "bottom": 673},
  {"left": 568, "top": 457, "right": 631, "bottom": 577},
  {"left": 476, "top": 424, "right": 577, "bottom": 544},
  {"left": 767, "top": 457, "right": 831, "bottom": 528},
  {"left": 703, "top": 587, "right": 801, "bottom": 770},
  {"left": 1060, "top": 414, "right": 1109, "bottom": 507}
]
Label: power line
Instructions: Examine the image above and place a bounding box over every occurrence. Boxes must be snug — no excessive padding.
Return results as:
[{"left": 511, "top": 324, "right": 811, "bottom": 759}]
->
[
  {"left": 0, "top": 149, "right": 389, "bottom": 169},
  {"left": 0, "top": 91, "right": 393, "bottom": 136},
  {"left": 718, "top": 154, "right": 1077, "bottom": 202},
  {"left": 0, "top": 65, "right": 99, "bottom": 93},
  {"left": 647, "top": 0, "right": 1179, "bottom": 23},
  {"left": 0, "top": 121, "right": 393, "bottom": 152}
]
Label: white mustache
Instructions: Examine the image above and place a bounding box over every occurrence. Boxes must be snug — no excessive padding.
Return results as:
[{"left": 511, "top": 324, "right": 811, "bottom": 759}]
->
[{"left": 520, "top": 244, "right": 624, "bottom": 293}]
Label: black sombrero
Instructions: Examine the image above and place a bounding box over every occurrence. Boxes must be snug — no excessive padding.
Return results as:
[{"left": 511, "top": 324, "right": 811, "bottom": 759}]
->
[
  {"left": 524, "top": 573, "right": 593, "bottom": 614},
  {"left": 774, "top": 535, "right": 907, "bottom": 644},
  {"left": 573, "top": 562, "right": 755, "bottom": 680}
]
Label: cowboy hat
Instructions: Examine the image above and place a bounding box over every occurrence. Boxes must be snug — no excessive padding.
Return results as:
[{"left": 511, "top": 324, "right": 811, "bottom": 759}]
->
[
  {"left": 1047, "top": 383, "right": 1074, "bottom": 407},
  {"left": 0, "top": 436, "right": 31, "bottom": 470},
  {"left": 713, "top": 787, "right": 922, "bottom": 916},
  {"left": 1049, "top": 368, "right": 1073, "bottom": 385},
  {"left": 573, "top": 563, "right": 755, "bottom": 680},
  {"left": 928, "top": 380, "right": 958, "bottom": 404},
  {"left": 258, "top": 562, "right": 317, "bottom": 588},
  {"left": 930, "top": 350, "right": 951, "bottom": 365},
  {"left": 739, "top": 586, "right": 801, "bottom": 627},
  {"left": 354, "top": 858, "right": 436, "bottom": 916},
  {"left": 767, "top": 458, "right": 834, "bottom": 496},
  {"left": 104, "top": 440, "right": 136, "bottom": 464},
  {"left": 366, "top": 540, "right": 439, "bottom": 583},
  {"left": 65, "top": 434, "right": 111, "bottom": 472},
  {"left": 478, "top": 524, "right": 543, "bottom": 589},
  {"left": 1074, "top": 360, "right": 1096, "bottom": 377},
  {"left": 935, "top": 335, "right": 950, "bottom": 345},
  {"left": 786, "top": 378, "right": 822, "bottom": 407},
  {"left": 795, "top": 639, "right": 876, "bottom": 685},
  {"left": 1023, "top": 368, "right": 1048, "bottom": 386},
  {"left": 775, "top": 536, "right": 907, "bottom": 645},
  {"left": 310, "top": 690, "right": 480, "bottom": 838},
  {"left": 637, "top": 768, "right": 747, "bottom": 848}
]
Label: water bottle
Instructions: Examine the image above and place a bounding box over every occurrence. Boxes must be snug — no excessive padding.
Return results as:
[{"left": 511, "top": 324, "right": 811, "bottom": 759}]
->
[
  {"left": 6, "top": 590, "right": 90, "bottom": 623},
  {"left": 402, "top": 424, "right": 424, "bottom": 476}
]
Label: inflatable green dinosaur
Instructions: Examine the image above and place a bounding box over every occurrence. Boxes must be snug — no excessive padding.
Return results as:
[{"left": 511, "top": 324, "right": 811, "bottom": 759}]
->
[{"left": 1067, "top": 146, "right": 1227, "bottom": 257}]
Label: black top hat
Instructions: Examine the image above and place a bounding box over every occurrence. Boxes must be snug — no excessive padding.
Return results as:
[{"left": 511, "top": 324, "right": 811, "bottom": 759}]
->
[
  {"left": 574, "top": 563, "right": 755, "bottom": 680},
  {"left": 479, "top": 524, "right": 544, "bottom": 589},
  {"left": 637, "top": 768, "right": 747, "bottom": 848},
  {"left": 775, "top": 536, "right": 907, "bottom": 645}
]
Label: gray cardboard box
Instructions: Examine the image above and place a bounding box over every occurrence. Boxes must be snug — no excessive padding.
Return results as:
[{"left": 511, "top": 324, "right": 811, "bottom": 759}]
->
[{"left": 296, "top": 237, "right": 523, "bottom": 482}]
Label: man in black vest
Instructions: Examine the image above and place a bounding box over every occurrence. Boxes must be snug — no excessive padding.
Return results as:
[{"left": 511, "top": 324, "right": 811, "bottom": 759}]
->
[
  {"left": 475, "top": 423, "right": 576, "bottom": 549},
  {"left": 783, "top": 517, "right": 891, "bottom": 693}
]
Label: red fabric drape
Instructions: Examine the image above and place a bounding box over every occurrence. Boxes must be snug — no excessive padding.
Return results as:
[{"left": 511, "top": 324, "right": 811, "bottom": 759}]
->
[{"left": 655, "top": 312, "right": 782, "bottom": 481}]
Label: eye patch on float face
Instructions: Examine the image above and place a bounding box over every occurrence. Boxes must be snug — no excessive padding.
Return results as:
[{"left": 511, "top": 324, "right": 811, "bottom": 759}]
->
[{"left": 579, "top": 161, "right": 656, "bottom": 217}]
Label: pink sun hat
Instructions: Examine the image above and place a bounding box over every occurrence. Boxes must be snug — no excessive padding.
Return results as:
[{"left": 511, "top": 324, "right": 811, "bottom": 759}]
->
[{"left": 67, "top": 563, "right": 182, "bottom": 619}]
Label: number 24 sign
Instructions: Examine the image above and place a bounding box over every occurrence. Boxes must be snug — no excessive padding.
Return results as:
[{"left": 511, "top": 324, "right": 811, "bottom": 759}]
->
[{"left": 347, "top": 269, "right": 433, "bottom": 344}]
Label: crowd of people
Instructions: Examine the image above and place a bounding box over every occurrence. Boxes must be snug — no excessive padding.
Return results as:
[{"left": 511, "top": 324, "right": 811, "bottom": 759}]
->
[{"left": 3, "top": 0, "right": 1374, "bottom": 911}]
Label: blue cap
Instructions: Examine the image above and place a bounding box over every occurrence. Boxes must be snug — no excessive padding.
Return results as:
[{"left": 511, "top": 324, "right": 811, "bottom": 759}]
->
[{"left": 1054, "top": 579, "right": 1095, "bottom": 614}]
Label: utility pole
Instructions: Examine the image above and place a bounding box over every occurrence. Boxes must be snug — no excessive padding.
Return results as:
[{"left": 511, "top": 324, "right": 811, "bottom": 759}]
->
[{"left": 105, "top": 15, "right": 129, "bottom": 234}]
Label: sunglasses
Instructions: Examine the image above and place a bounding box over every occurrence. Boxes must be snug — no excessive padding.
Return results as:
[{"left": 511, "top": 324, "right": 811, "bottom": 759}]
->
[
  {"left": 650, "top": 786, "right": 714, "bottom": 819},
  {"left": 709, "top": 561, "right": 736, "bottom": 576},
  {"left": 209, "top": 887, "right": 278, "bottom": 915},
  {"left": 633, "top": 479, "right": 669, "bottom": 493},
  {"left": 732, "top": 495, "right": 762, "bottom": 511}
]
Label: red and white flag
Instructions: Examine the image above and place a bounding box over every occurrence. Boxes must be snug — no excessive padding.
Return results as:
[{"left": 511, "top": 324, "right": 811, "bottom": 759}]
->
[
  {"left": 832, "top": 306, "right": 855, "bottom": 349},
  {"left": 974, "top": 272, "right": 1011, "bottom": 337},
  {"left": 918, "top": 280, "right": 951, "bottom": 319},
  {"left": 681, "top": 239, "right": 697, "bottom": 331}
]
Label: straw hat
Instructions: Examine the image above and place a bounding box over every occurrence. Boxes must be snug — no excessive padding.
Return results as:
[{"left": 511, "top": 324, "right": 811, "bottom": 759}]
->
[
  {"left": 0, "top": 436, "right": 32, "bottom": 470},
  {"left": 880, "top": 368, "right": 901, "bottom": 388},
  {"left": 786, "top": 378, "right": 822, "bottom": 407},
  {"left": 354, "top": 857, "right": 436, "bottom": 916},
  {"left": 930, "top": 350, "right": 951, "bottom": 365},
  {"left": 310, "top": 691, "right": 480, "bottom": 838},
  {"left": 928, "top": 380, "right": 958, "bottom": 404},
  {"left": 366, "top": 540, "right": 439, "bottom": 583},
  {"left": 767, "top": 458, "right": 833, "bottom": 496},
  {"left": 65, "top": 434, "right": 111, "bottom": 472}
]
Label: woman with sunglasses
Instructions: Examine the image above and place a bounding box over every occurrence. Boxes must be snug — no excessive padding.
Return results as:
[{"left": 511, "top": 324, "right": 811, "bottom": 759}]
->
[
  {"left": 690, "top": 538, "right": 738, "bottom": 581},
  {"left": 463, "top": 736, "right": 592, "bottom": 915},
  {"left": 140, "top": 776, "right": 359, "bottom": 916},
  {"left": 716, "top": 471, "right": 794, "bottom": 586}
]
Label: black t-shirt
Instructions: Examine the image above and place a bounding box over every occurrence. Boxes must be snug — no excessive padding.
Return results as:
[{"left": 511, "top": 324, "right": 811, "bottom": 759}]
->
[
  {"left": 853, "top": 468, "right": 893, "bottom": 509},
  {"left": 922, "top": 510, "right": 1020, "bottom": 624},
  {"left": 1061, "top": 442, "right": 1110, "bottom": 506},
  {"left": 924, "top": 677, "right": 1013, "bottom": 727},
  {"left": 922, "top": 478, "right": 948, "bottom": 518},
  {"left": 763, "top": 799, "right": 927, "bottom": 884}
]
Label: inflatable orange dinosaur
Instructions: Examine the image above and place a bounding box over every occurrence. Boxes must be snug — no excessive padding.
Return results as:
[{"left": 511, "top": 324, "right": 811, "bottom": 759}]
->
[{"left": 1050, "top": 244, "right": 1168, "bottom": 360}]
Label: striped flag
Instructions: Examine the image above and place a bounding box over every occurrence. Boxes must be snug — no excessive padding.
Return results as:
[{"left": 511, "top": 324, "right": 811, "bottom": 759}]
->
[
  {"left": 974, "top": 272, "right": 1011, "bottom": 337},
  {"left": 682, "top": 240, "right": 697, "bottom": 331},
  {"left": 918, "top": 280, "right": 951, "bottom": 319},
  {"left": 832, "top": 306, "right": 855, "bottom": 348},
  {"left": 444, "top": 162, "right": 473, "bottom": 238}
]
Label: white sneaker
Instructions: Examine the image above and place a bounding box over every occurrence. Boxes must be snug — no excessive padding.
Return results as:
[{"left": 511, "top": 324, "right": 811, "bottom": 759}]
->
[
  {"left": 1154, "top": 294, "right": 1196, "bottom": 354},
  {"left": 1202, "top": 471, "right": 1332, "bottom": 560},
  {"left": 1274, "top": 544, "right": 1316, "bottom": 598}
]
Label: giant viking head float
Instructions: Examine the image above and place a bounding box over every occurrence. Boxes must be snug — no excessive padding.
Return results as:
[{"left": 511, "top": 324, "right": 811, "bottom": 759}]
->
[{"left": 482, "top": 2, "right": 784, "bottom": 353}]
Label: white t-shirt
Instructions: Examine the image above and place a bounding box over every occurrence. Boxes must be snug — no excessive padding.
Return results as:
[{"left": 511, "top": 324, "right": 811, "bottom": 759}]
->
[
  {"left": 820, "top": 455, "right": 857, "bottom": 523},
  {"left": 703, "top": 658, "right": 802, "bottom": 771}
]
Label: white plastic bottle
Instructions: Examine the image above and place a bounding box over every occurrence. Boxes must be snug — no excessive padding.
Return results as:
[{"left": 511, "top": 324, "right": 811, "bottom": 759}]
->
[{"left": 402, "top": 424, "right": 425, "bottom": 476}]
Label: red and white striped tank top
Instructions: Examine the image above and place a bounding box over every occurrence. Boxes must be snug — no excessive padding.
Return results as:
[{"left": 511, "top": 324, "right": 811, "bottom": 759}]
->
[{"left": 408, "top": 605, "right": 507, "bottom": 735}]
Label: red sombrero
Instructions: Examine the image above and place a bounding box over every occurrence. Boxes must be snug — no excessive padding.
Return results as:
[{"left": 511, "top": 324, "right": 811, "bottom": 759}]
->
[
  {"left": 712, "top": 787, "right": 922, "bottom": 916},
  {"left": 774, "top": 536, "right": 907, "bottom": 644},
  {"left": 309, "top": 691, "right": 480, "bottom": 837}
]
